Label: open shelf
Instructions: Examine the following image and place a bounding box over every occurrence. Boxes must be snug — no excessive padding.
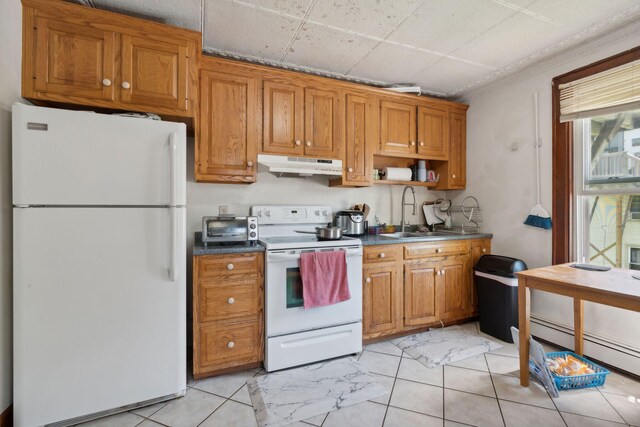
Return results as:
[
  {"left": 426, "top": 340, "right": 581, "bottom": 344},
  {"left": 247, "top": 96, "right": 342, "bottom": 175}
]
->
[{"left": 374, "top": 180, "right": 438, "bottom": 187}]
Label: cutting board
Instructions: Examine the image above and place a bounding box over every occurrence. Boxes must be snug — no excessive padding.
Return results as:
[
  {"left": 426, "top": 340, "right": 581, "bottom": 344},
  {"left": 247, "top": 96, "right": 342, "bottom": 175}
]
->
[{"left": 423, "top": 204, "right": 444, "bottom": 226}]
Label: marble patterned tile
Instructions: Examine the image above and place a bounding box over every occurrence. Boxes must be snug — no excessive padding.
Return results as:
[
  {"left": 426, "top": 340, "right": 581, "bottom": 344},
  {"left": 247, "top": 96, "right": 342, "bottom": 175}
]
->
[
  {"left": 247, "top": 357, "right": 387, "bottom": 427},
  {"left": 364, "top": 340, "right": 403, "bottom": 357},
  {"left": 200, "top": 400, "right": 257, "bottom": 427},
  {"left": 230, "top": 384, "right": 252, "bottom": 405},
  {"left": 444, "top": 365, "right": 496, "bottom": 397},
  {"left": 76, "top": 412, "right": 144, "bottom": 427},
  {"left": 448, "top": 354, "right": 489, "bottom": 372},
  {"left": 598, "top": 370, "right": 640, "bottom": 397},
  {"left": 397, "top": 357, "right": 444, "bottom": 387},
  {"left": 601, "top": 391, "right": 640, "bottom": 425},
  {"left": 150, "top": 388, "right": 225, "bottom": 427},
  {"left": 458, "top": 321, "right": 479, "bottom": 335},
  {"left": 552, "top": 388, "right": 625, "bottom": 423},
  {"left": 499, "top": 400, "right": 565, "bottom": 427},
  {"left": 136, "top": 420, "right": 166, "bottom": 427},
  {"left": 561, "top": 411, "right": 628, "bottom": 427},
  {"left": 369, "top": 373, "right": 395, "bottom": 405},
  {"left": 301, "top": 412, "right": 327, "bottom": 426},
  {"left": 322, "top": 400, "right": 386, "bottom": 427},
  {"left": 383, "top": 406, "right": 443, "bottom": 427},
  {"left": 389, "top": 378, "right": 444, "bottom": 418},
  {"left": 392, "top": 326, "right": 501, "bottom": 368},
  {"left": 357, "top": 351, "right": 402, "bottom": 377},
  {"left": 130, "top": 401, "right": 168, "bottom": 418},
  {"left": 444, "top": 389, "right": 504, "bottom": 426},
  {"left": 491, "top": 373, "right": 555, "bottom": 409},
  {"left": 192, "top": 370, "right": 257, "bottom": 398}
]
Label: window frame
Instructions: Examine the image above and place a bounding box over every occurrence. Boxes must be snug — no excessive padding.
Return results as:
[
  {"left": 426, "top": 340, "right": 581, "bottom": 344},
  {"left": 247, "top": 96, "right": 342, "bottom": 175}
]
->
[{"left": 551, "top": 45, "right": 640, "bottom": 264}]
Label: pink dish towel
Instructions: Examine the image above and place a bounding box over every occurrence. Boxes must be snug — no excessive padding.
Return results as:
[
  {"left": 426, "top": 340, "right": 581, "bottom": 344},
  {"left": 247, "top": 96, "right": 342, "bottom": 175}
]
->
[{"left": 299, "top": 251, "right": 351, "bottom": 309}]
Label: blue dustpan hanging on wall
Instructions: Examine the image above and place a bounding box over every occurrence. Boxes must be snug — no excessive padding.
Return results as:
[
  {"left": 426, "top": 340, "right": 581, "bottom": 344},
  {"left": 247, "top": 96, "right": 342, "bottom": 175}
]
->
[{"left": 524, "top": 92, "right": 552, "bottom": 230}]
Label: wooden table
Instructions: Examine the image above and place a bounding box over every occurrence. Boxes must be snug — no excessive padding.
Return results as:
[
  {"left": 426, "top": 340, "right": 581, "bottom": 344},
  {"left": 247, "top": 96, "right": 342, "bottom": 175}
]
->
[{"left": 517, "top": 263, "right": 640, "bottom": 386}]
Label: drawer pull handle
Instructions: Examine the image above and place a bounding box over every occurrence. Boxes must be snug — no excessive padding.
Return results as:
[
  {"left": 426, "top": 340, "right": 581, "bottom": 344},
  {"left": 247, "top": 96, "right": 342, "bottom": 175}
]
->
[
  {"left": 420, "top": 141, "right": 424, "bottom": 146},
  {"left": 122, "top": 81, "right": 131, "bottom": 89},
  {"left": 295, "top": 140, "right": 301, "bottom": 146},
  {"left": 379, "top": 253, "right": 385, "bottom": 258},
  {"left": 227, "top": 297, "right": 235, "bottom": 304},
  {"left": 306, "top": 141, "right": 312, "bottom": 147},
  {"left": 482, "top": 248, "right": 487, "bottom": 253},
  {"left": 227, "top": 263, "right": 234, "bottom": 270},
  {"left": 436, "top": 270, "right": 441, "bottom": 276},
  {"left": 365, "top": 277, "right": 371, "bottom": 283},
  {"left": 348, "top": 167, "right": 353, "bottom": 173},
  {"left": 227, "top": 341, "right": 235, "bottom": 349},
  {"left": 441, "top": 269, "right": 446, "bottom": 275},
  {"left": 102, "top": 78, "right": 112, "bottom": 87},
  {"left": 410, "top": 141, "right": 416, "bottom": 146},
  {"left": 452, "top": 174, "right": 457, "bottom": 179},
  {"left": 247, "top": 161, "right": 254, "bottom": 167},
  {"left": 435, "top": 248, "right": 442, "bottom": 253}
]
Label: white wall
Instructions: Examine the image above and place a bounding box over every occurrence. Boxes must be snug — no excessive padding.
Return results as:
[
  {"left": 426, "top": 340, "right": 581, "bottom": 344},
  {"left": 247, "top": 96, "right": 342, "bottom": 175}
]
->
[
  {"left": 456, "top": 22, "right": 640, "bottom": 353},
  {"left": 0, "top": 0, "right": 22, "bottom": 415}
]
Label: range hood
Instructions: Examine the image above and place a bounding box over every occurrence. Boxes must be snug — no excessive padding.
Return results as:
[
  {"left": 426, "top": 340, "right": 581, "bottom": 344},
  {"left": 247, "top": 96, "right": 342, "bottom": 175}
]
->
[{"left": 257, "top": 154, "right": 343, "bottom": 177}]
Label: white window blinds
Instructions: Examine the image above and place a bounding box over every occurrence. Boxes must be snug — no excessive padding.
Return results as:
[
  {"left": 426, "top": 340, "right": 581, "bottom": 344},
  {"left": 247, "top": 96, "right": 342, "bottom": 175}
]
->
[{"left": 559, "top": 58, "right": 640, "bottom": 122}]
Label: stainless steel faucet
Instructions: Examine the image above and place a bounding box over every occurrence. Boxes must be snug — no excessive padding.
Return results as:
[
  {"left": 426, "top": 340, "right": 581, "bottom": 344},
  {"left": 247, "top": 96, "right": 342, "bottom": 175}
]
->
[{"left": 401, "top": 186, "right": 416, "bottom": 232}]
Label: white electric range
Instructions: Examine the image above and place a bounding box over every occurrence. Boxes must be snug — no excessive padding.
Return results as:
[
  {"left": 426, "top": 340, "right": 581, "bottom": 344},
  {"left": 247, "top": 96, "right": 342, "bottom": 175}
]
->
[{"left": 251, "top": 205, "right": 363, "bottom": 372}]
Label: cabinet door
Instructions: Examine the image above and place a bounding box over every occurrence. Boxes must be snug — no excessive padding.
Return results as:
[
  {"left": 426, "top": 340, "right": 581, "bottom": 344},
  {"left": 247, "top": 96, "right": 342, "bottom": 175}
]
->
[
  {"left": 197, "top": 70, "right": 258, "bottom": 182},
  {"left": 380, "top": 100, "right": 416, "bottom": 154},
  {"left": 121, "top": 35, "right": 189, "bottom": 111},
  {"left": 363, "top": 263, "right": 401, "bottom": 337},
  {"left": 447, "top": 111, "right": 466, "bottom": 188},
  {"left": 438, "top": 256, "right": 468, "bottom": 321},
  {"left": 305, "top": 88, "right": 341, "bottom": 158},
  {"left": 404, "top": 261, "right": 438, "bottom": 327},
  {"left": 469, "top": 239, "right": 491, "bottom": 316},
  {"left": 343, "top": 92, "right": 372, "bottom": 185},
  {"left": 33, "top": 16, "right": 116, "bottom": 101},
  {"left": 417, "top": 106, "right": 448, "bottom": 159},
  {"left": 263, "top": 80, "right": 304, "bottom": 155}
]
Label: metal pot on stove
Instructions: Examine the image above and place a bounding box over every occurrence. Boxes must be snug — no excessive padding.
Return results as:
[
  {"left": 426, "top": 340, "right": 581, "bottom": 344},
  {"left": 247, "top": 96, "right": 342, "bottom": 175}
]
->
[{"left": 334, "top": 210, "right": 366, "bottom": 236}]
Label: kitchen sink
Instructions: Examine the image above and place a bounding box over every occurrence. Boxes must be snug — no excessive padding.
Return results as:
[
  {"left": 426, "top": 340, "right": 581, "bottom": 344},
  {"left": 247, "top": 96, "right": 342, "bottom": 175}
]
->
[{"left": 379, "top": 231, "right": 454, "bottom": 239}]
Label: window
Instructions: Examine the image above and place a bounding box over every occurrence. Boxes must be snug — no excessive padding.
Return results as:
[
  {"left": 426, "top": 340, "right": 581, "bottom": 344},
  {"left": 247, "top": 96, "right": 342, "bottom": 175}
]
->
[
  {"left": 575, "top": 109, "right": 640, "bottom": 269},
  {"left": 631, "top": 248, "right": 640, "bottom": 270}
]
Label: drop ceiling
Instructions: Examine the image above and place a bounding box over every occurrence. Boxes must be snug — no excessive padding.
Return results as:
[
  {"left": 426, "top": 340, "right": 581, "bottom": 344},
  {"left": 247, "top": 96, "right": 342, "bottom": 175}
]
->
[{"left": 88, "top": 0, "right": 640, "bottom": 98}]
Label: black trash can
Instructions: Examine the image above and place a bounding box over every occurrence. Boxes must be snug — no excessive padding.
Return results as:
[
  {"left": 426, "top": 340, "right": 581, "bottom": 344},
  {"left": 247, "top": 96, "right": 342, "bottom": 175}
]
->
[{"left": 474, "top": 255, "right": 528, "bottom": 343}]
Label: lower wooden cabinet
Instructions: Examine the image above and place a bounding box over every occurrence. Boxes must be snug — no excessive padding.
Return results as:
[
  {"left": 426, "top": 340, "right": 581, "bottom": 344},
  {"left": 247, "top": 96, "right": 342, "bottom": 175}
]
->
[
  {"left": 193, "top": 252, "right": 264, "bottom": 379},
  {"left": 363, "top": 238, "right": 490, "bottom": 341}
]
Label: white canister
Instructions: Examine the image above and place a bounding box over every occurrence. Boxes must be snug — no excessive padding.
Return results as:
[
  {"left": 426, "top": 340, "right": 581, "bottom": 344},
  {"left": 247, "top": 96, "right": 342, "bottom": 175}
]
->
[{"left": 417, "top": 168, "right": 427, "bottom": 182}]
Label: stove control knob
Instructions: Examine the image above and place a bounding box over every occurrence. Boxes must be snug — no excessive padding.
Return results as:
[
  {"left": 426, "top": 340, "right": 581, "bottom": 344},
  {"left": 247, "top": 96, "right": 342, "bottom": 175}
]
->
[
  {"left": 227, "top": 263, "right": 234, "bottom": 270},
  {"left": 365, "top": 277, "right": 371, "bottom": 283},
  {"left": 250, "top": 223, "right": 257, "bottom": 229},
  {"left": 265, "top": 211, "right": 271, "bottom": 217},
  {"left": 250, "top": 231, "right": 257, "bottom": 238},
  {"left": 379, "top": 253, "right": 385, "bottom": 258},
  {"left": 315, "top": 210, "right": 321, "bottom": 216},
  {"left": 227, "top": 341, "right": 235, "bottom": 349},
  {"left": 321, "top": 210, "right": 328, "bottom": 216},
  {"left": 256, "top": 211, "right": 263, "bottom": 217},
  {"left": 227, "top": 297, "right": 235, "bottom": 304}
]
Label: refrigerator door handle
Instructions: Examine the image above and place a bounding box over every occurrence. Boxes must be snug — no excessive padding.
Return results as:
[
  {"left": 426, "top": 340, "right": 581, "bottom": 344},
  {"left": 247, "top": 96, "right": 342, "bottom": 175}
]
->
[
  {"left": 169, "top": 206, "right": 177, "bottom": 281},
  {"left": 169, "top": 132, "right": 178, "bottom": 207}
]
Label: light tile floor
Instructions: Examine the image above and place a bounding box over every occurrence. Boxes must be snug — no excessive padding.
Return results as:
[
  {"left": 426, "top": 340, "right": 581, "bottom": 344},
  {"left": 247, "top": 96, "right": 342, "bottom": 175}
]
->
[{"left": 78, "top": 322, "right": 640, "bottom": 427}]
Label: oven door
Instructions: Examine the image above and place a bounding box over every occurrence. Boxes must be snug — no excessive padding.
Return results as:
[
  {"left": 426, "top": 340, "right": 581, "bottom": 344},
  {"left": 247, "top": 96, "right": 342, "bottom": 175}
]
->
[{"left": 265, "top": 246, "right": 363, "bottom": 337}]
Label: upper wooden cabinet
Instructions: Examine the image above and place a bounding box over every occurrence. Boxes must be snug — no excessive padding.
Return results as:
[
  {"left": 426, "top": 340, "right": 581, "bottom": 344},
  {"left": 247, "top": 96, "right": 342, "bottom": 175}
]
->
[
  {"left": 22, "top": 0, "right": 200, "bottom": 118},
  {"left": 417, "top": 106, "right": 449, "bottom": 159},
  {"left": 304, "top": 88, "right": 341, "bottom": 158},
  {"left": 197, "top": 66, "right": 259, "bottom": 183},
  {"left": 435, "top": 110, "right": 467, "bottom": 190},
  {"left": 380, "top": 99, "right": 416, "bottom": 155},
  {"left": 263, "top": 79, "right": 305, "bottom": 155}
]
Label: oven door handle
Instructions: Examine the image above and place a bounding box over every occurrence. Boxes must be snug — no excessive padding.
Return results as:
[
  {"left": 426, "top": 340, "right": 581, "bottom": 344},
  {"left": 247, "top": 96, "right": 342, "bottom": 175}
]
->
[{"left": 268, "top": 248, "right": 362, "bottom": 262}]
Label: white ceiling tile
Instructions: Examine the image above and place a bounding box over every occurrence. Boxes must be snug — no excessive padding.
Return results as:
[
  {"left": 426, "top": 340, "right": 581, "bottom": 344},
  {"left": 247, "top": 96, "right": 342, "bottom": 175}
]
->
[
  {"left": 450, "top": 12, "right": 574, "bottom": 68},
  {"left": 523, "top": 0, "right": 640, "bottom": 28},
  {"left": 235, "top": 0, "right": 314, "bottom": 18},
  {"left": 349, "top": 42, "right": 442, "bottom": 84},
  {"left": 283, "top": 22, "right": 379, "bottom": 74},
  {"left": 92, "top": 0, "right": 201, "bottom": 30},
  {"left": 307, "top": 0, "right": 423, "bottom": 38},
  {"left": 388, "top": 0, "right": 519, "bottom": 55},
  {"left": 414, "top": 58, "right": 491, "bottom": 95},
  {"left": 203, "top": 0, "right": 300, "bottom": 61}
]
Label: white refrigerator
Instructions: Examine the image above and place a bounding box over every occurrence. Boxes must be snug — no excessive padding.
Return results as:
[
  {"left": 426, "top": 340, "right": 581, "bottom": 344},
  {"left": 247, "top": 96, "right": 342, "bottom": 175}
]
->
[{"left": 12, "top": 104, "right": 187, "bottom": 427}]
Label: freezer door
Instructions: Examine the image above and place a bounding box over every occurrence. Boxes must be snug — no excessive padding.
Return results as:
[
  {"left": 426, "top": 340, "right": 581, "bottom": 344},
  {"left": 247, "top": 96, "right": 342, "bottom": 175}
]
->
[
  {"left": 12, "top": 103, "right": 186, "bottom": 206},
  {"left": 13, "top": 207, "right": 186, "bottom": 427}
]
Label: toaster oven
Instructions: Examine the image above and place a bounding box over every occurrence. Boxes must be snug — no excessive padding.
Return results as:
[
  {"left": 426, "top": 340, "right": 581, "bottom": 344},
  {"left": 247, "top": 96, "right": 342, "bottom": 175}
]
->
[{"left": 201, "top": 216, "right": 258, "bottom": 246}]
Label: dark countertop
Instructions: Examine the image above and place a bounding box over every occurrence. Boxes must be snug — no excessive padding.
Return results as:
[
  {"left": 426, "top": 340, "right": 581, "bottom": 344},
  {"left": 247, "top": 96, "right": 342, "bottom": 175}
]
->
[
  {"left": 359, "top": 232, "right": 494, "bottom": 246},
  {"left": 193, "top": 232, "right": 265, "bottom": 256}
]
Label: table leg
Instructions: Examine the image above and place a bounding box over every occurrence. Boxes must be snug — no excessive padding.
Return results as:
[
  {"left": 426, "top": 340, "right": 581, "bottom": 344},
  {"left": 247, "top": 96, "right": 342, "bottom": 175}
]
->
[
  {"left": 518, "top": 277, "right": 530, "bottom": 387},
  {"left": 574, "top": 298, "right": 584, "bottom": 356}
]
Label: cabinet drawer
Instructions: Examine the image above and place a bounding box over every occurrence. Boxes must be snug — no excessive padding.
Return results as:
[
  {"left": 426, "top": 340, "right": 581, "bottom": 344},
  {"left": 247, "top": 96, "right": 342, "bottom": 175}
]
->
[
  {"left": 199, "top": 282, "right": 261, "bottom": 323},
  {"left": 197, "top": 253, "right": 262, "bottom": 280},
  {"left": 198, "top": 320, "right": 261, "bottom": 369},
  {"left": 364, "top": 245, "right": 399, "bottom": 263},
  {"left": 404, "top": 241, "right": 469, "bottom": 259}
]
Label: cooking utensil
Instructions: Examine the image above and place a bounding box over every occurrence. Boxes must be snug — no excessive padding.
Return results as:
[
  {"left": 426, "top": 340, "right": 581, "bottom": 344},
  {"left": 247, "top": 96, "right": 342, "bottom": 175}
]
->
[
  {"left": 295, "top": 223, "right": 343, "bottom": 241},
  {"left": 335, "top": 209, "right": 366, "bottom": 236}
]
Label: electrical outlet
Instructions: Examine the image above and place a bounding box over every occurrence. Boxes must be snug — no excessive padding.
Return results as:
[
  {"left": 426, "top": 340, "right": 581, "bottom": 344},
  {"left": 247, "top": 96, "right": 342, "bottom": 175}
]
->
[{"left": 219, "top": 206, "right": 229, "bottom": 215}]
